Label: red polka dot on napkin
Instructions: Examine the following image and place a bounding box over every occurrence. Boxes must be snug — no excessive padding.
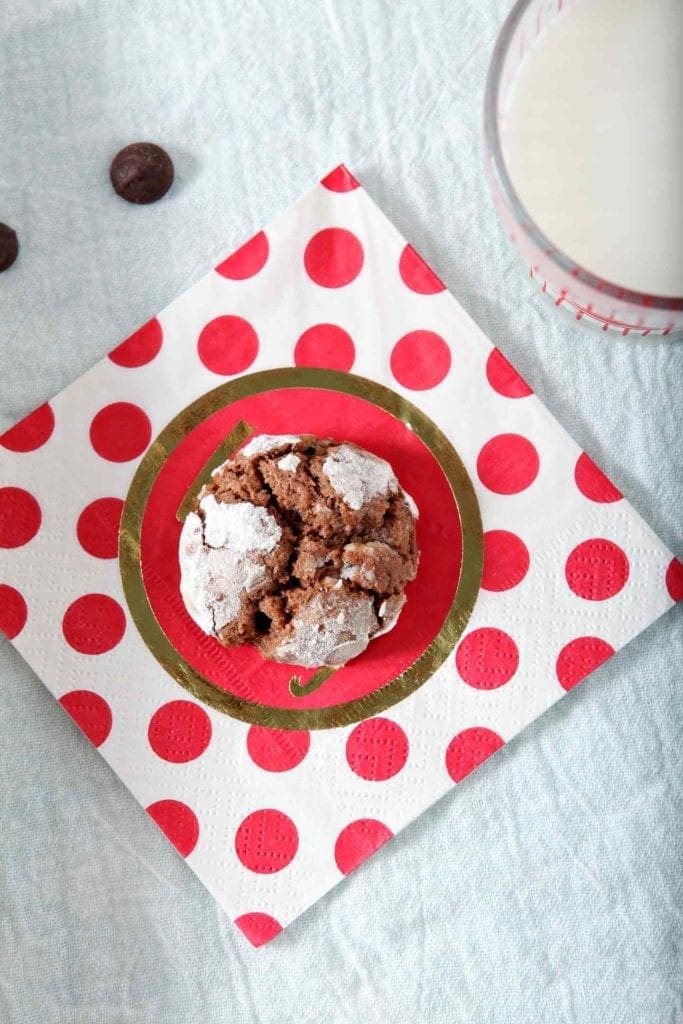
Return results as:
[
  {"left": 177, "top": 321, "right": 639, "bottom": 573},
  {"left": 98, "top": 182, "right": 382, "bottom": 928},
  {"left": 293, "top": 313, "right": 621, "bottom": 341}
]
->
[
  {"left": 456, "top": 628, "right": 519, "bottom": 690},
  {"left": 0, "top": 584, "right": 27, "bottom": 639},
  {"left": 235, "top": 912, "right": 283, "bottom": 947},
  {"left": 304, "top": 228, "right": 364, "bottom": 288},
  {"left": 346, "top": 718, "right": 409, "bottom": 781},
  {"left": 481, "top": 530, "right": 530, "bottom": 592},
  {"left": 334, "top": 819, "right": 393, "bottom": 875},
  {"left": 574, "top": 453, "right": 622, "bottom": 503},
  {"left": 247, "top": 726, "right": 310, "bottom": 772},
  {"left": 555, "top": 636, "right": 615, "bottom": 690},
  {"left": 565, "top": 539, "right": 629, "bottom": 600},
  {"left": 294, "top": 323, "right": 355, "bottom": 372},
  {"left": 445, "top": 727, "right": 505, "bottom": 783},
  {"left": 0, "top": 487, "right": 41, "bottom": 548},
  {"left": 90, "top": 403, "right": 151, "bottom": 462},
  {"left": 148, "top": 701, "right": 212, "bottom": 763},
  {"left": 0, "top": 403, "right": 55, "bottom": 452},
  {"left": 320, "top": 166, "right": 360, "bottom": 192},
  {"left": 390, "top": 330, "right": 451, "bottom": 390},
  {"left": 666, "top": 558, "right": 683, "bottom": 602},
  {"left": 486, "top": 349, "right": 533, "bottom": 398},
  {"left": 77, "top": 498, "right": 124, "bottom": 559},
  {"left": 59, "top": 690, "right": 112, "bottom": 747},
  {"left": 147, "top": 799, "right": 200, "bottom": 857},
  {"left": 216, "top": 232, "right": 269, "bottom": 280},
  {"left": 477, "top": 434, "right": 539, "bottom": 495},
  {"left": 398, "top": 244, "right": 446, "bottom": 295},
  {"left": 235, "top": 809, "right": 299, "bottom": 874},
  {"left": 62, "top": 594, "right": 126, "bottom": 655},
  {"left": 109, "top": 319, "right": 163, "bottom": 368},
  {"left": 197, "top": 316, "right": 259, "bottom": 376}
]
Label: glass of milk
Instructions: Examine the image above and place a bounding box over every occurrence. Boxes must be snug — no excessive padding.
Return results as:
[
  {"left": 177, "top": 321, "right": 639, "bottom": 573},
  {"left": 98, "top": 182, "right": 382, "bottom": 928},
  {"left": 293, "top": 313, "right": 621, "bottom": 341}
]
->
[{"left": 484, "top": 0, "right": 683, "bottom": 337}]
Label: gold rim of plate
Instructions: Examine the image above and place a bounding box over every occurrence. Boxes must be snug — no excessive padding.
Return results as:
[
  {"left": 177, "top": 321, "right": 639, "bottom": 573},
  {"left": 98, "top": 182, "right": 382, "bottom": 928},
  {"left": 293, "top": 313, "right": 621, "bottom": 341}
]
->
[{"left": 118, "top": 368, "right": 483, "bottom": 730}]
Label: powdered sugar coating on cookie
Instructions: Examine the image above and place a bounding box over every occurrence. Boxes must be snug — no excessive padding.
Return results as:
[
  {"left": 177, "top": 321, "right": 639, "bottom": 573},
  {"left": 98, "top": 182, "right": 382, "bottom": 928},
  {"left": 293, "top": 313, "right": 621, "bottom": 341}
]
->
[
  {"left": 179, "top": 497, "right": 282, "bottom": 635},
  {"left": 241, "top": 434, "right": 301, "bottom": 457},
  {"left": 322, "top": 444, "right": 398, "bottom": 510},
  {"left": 403, "top": 490, "right": 419, "bottom": 519},
  {"left": 274, "top": 588, "right": 376, "bottom": 668},
  {"left": 277, "top": 453, "right": 300, "bottom": 473}
]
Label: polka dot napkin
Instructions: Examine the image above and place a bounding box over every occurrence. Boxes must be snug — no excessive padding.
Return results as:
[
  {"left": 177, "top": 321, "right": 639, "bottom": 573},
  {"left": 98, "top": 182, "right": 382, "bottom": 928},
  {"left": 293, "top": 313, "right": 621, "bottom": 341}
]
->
[{"left": 1, "top": 166, "right": 680, "bottom": 948}]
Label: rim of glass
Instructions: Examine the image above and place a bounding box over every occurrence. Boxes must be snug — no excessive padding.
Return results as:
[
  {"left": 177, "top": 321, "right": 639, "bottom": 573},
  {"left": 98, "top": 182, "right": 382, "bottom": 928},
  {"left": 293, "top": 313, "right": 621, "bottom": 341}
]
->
[{"left": 483, "top": 0, "right": 683, "bottom": 312}]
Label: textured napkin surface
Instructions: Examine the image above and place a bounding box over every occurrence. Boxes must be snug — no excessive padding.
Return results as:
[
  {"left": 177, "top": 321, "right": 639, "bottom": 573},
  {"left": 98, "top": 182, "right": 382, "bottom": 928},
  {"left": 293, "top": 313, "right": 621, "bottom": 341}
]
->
[{"left": 1, "top": 2, "right": 681, "bottom": 1023}]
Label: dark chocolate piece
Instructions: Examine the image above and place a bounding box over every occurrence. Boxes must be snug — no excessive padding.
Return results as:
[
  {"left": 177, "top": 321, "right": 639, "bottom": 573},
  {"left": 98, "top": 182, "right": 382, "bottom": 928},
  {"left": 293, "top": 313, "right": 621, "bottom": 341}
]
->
[
  {"left": 0, "top": 223, "right": 19, "bottom": 272},
  {"left": 109, "top": 143, "right": 174, "bottom": 204}
]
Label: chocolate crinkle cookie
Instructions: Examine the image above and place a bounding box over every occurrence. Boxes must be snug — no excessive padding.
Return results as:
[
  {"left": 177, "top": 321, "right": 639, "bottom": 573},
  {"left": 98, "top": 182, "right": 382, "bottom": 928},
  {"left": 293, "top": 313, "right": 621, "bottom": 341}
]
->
[{"left": 179, "top": 434, "right": 419, "bottom": 668}]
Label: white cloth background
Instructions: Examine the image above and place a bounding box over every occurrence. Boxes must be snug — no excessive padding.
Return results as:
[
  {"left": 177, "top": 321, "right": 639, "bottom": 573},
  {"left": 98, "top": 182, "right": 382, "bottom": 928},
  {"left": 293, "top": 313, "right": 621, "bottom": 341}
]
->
[{"left": 1, "top": 1, "right": 681, "bottom": 1022}]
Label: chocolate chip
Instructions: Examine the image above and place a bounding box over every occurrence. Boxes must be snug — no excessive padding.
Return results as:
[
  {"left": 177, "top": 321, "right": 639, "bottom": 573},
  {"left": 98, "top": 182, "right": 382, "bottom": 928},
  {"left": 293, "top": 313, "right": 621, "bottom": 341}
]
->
[
  {"left": 109, "top": 143, "right": 174, "bottom": 204},
  {"left": 0, "top": 223, "right": 19, "bottom": 272}
]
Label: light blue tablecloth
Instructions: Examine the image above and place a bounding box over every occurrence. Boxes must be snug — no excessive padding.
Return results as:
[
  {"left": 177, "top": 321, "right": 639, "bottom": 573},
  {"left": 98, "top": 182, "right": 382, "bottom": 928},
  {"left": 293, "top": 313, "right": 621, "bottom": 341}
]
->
[{"left": 1, "top": 2, "right": 681, "bottom": 1021}]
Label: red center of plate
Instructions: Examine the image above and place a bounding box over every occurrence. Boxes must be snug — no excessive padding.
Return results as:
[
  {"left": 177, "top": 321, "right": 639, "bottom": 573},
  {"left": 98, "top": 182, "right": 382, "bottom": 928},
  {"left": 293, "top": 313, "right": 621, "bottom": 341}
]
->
[{"left": 140, "top": 387, "right": 462, "bottom": 712}]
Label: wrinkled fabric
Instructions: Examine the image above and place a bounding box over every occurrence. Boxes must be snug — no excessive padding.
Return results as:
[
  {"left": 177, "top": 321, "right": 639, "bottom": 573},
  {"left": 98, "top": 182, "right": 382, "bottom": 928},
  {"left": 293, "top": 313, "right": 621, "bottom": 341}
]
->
[{"left": 0, "top": 2, "right": 681, "bottom": 1022}]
